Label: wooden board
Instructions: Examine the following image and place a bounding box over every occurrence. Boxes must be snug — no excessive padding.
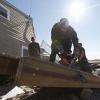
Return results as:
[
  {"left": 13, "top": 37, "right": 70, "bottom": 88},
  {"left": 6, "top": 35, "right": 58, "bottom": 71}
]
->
[
  {"left": 0, "top": 54, "right": 19, "bottom": 76},
  {"left": 16, "top": 57, "right": 100, "bottom": 88}
]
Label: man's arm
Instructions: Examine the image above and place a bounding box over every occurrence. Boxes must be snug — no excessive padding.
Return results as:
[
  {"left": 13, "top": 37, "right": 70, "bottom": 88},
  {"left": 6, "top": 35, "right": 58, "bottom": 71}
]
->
[
  {"left": 70, "top": 26, "right": 79, "bottom": 47},
  {"left": 51, "top": 23, "right": 60, "bottom": 40},
  {"left": 37, "top": 43, "right": 40, "bottom": 53},
  {"left": 78, "top": 49, "right": 85, "bottom": 61}
]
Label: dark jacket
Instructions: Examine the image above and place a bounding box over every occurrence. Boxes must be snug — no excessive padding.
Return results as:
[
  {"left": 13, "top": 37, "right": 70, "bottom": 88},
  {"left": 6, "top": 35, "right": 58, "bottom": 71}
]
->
[
  {"left": 28, "top": 42, "right": 40, "bottom": 57},
  {"left": 51, "top": 23, "right": 78, "bottom": 47},
  {"left": 50, "top": 22, "right": 78, "bottom": 62}
]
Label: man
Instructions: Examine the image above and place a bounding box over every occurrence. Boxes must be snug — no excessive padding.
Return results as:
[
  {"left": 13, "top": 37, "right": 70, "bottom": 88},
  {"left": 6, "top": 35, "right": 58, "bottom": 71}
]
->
[
  {"left": 28, "top": 37, "right": 40, "bottom": 58},
  {"left": 49, "top": 18, "right": 79, "bottom": 63},
  {"left": 74, "top": 43, "right": 92, "bottom": 73}
]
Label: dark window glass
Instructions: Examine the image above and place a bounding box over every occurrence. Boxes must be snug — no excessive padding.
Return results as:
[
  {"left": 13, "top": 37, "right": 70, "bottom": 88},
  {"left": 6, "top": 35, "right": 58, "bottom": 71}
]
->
[
  {"left": 23, "top": 48, "right": 28, "bottom": 56},
  {"left": 0, "top": 6, "right": 7, "bottom": 18}
]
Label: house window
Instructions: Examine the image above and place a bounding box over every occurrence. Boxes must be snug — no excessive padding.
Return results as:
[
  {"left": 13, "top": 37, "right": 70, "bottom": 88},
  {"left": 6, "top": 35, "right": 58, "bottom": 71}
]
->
[
  {"left": 21, "top": 46, "right": 28, "bottom": 57},
  {"left": 0, "top": 4, "right": 10, "bottom": 20}
]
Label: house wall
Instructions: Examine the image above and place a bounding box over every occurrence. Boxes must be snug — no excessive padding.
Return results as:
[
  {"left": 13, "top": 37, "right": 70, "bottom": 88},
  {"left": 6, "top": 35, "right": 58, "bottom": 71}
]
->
[{"left": 0, "top": 1, "right": 35, "bottom": 57}]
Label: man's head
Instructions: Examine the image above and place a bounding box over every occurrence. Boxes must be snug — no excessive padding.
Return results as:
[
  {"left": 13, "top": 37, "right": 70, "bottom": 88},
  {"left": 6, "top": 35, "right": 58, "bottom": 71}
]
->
[
  {"left": 60, "top": 18, "right": 69, "bottom": 27},
  {"left": 78, "top": 43, "right": 82, "bottom": 47},
  {"left": 31, "top": 37, "right": 35, "bottom": 42}
]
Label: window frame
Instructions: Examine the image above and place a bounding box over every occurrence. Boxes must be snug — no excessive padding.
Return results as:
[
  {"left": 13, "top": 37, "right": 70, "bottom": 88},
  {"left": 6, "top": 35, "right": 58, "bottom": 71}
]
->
[
  {"left": 0, "top": 3, "right": 10, "bottom": 20},
  {"left": 21, "top": 45, "right": 28, "bottom": 57}
]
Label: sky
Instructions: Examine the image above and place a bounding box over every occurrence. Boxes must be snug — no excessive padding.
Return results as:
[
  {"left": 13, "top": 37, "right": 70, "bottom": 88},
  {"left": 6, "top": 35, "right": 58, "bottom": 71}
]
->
[{"left": 6, "top": 0, "right": 100, "bottom": 60}]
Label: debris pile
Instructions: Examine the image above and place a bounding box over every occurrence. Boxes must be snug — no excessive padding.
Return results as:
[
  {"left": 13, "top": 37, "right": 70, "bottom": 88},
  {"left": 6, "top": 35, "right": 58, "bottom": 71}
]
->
[{"left": 1, "top": 86, "right": 36, "bottom": 100}]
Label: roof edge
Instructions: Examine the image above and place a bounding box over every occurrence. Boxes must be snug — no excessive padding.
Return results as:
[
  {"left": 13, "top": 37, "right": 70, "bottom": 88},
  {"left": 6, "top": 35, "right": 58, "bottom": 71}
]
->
[{"left": 2, "top": 0, "right": 31, "bottom": 19}]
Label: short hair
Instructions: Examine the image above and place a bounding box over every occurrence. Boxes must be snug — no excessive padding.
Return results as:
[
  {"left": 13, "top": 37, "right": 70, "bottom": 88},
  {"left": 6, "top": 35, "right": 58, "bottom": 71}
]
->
[
  {"left": 60, "top": 18, "right": 68, "bottom": 23},
  {"left": 78, "top": 43, "right": 82, "bottom": 47},
  {"left": 31, "top": 37, "right": 35, "bottom": 41},
  {"left": 60, "top": 18, "right": 69, "bottom": 26}
]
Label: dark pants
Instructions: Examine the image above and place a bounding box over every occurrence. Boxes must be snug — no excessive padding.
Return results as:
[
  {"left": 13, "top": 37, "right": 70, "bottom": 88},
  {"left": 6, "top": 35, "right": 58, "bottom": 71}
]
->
[{"left": 49, "top": 49, "right": 58, "bottom": 62}]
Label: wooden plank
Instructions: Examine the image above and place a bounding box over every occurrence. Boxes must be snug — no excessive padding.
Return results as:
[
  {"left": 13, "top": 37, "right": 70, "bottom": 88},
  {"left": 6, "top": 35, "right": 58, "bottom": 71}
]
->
[
  {"left": 0, "top": 55, "right": 19, "bottom": 77},
  {"left": 16, "top": 57, "right": 100, "bottom": 88}
]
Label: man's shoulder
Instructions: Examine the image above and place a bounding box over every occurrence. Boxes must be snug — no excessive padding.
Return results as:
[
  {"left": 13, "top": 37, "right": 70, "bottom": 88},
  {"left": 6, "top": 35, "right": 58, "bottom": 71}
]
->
[
  {"left": 28, "top": 42, "right": 39, "bottom": 48},
  {"left": 52, "top": 22, "right": 61, "bottom": 33},
  {"left": 80, "top": 46, "right": 85, "bottom": 51},
  {"left": 34, "top": 42, "right": 39, "bottom": 46},
  {"left": 68, "top": 25, "right": 77, "bottom": 35},
  {"left": 35, "top": 42, "right": 39, "bottom": 44},
  {"left": 29, "top": 42, "right": 33, "bottom": 46},
  {"left": 68, "top": 25, "right": 74, "bottom": 30},
  {"left": 52, "top": 22, "right": 60, "bottom": 28},
  {"left": 28, "top": 43, "right": 33, "bottom": 48}
]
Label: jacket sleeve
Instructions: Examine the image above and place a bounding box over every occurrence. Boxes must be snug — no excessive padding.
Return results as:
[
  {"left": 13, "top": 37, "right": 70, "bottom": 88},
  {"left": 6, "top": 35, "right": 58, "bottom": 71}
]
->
[
  {"left": 37, "top": 43, "right": 40, "bottom": 53},
  {"left": 70, "top": 26, "right": 79, "bottom": 47},
  {"left": 51, "top": 23, "right": 59, "bottom": 40}
]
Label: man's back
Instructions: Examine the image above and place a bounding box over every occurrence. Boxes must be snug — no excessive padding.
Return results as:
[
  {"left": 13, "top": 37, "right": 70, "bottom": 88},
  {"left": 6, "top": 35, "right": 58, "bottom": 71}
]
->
[{"left": 51, "top": 23, "right": 78, "bottom": 41}]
